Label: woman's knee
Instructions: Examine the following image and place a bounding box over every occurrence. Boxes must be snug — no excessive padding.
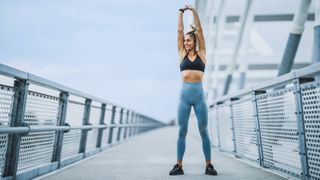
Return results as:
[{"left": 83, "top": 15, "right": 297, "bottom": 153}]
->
[
  {"left": 178, "top": 127, "right": 188, "bottom": 138},
  {"left": 198, "top": 127, "right": 209, "bottom": 138}
]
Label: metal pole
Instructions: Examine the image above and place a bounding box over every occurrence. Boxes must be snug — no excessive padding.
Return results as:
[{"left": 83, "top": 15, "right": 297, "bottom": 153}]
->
[
  {"left": 277, "top": 0, "right": 311, "bottom": 76},
  {"left": 123, "top": 110, "right": 130, "bottom": 139},
  {"left": 3, "top": 79, "right": 29, "bottom": 178},
  {"left": 238, "top": 72, "right": 246, "bottom": 90},
  {"left": 229, "top": 100, "right": 237, "bottom": 154},
  {"left": 79, "top": 99, "right": 92, "bottom": 154},
  {"left": 137, "top": 115, "right": 141, "bottom": 134},
  {"left": 210, "top": 0, "right": 226, "bottom": 100},
  {"left": 133, "top": 114, "right": 137, "bottom": 136},
  {"left": 141, "top": 116, "right": 144, "bottom": 133},
  {"left": 52, "top": 92, "right": 69, "bottom": 167},
  {"left": 216, "top": 102, "right": 222, "bottom": 148},
  {"left": 135, "top": 114, "right": 140, "bottom": 135},
  {"left": 293, "top": 78, "right": 309, "bottom": 180},
  {"left": 128, "top": 111, "right": 134, "bottom": 137},
  {"left": 252, "top": 90, "right": 265, "bottom": 167},
  {"left": 239, "top": 1, "right": 255, "bottom": 90},
  {"left": 116, "top": 108, "right": 124, "bottom": 142},
  {"left": 223, "top": 0, "right": 252, "bottom": 95},
  {"left": 96, "top": 103, "right": 106, "bottom": 148},
  {"left": 314, "top": 0, "right": 320, "bottom": 63},
  {"left": 108, "top": 106, "right": 116, "bottom": 144}
]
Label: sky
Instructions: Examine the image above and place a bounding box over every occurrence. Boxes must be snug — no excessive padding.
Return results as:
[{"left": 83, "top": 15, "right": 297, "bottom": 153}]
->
[
  {"left": 0, "top": 0, "right": 196, "bottom": 123},
  {"left": 0, "top": 0, "right": 314, "bottom": 123}
]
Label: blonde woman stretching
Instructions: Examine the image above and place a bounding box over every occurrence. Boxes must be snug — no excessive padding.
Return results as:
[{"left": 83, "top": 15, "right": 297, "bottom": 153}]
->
[{"left": 169, "top": 5, "right": 218, "bottom": 176}]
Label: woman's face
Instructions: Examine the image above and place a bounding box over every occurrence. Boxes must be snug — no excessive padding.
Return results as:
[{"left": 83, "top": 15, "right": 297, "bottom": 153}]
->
[{"left": 184, "top": 34, "right": 196, "bottom": 51}]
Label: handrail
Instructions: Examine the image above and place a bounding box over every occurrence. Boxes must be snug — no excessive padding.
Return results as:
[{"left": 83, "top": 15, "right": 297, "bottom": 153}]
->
[
  {"left": 0, "top": 123, "right": 163, "bottom": 134},
  {"left": 0, "top": 63, "right": 163, "bottom": 123},
  {"left": 206, "top": 63, "right": 320, "bottom": 179},
  {"left": 211, "top": 63, "right": 320, "bottom": 105}
]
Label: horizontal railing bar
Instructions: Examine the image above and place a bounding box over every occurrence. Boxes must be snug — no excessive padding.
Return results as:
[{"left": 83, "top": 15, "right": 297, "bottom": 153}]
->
[
  {"left": 91, "top": 105, "right": 101, "bottom": 109},
  {"left": 29, "top": 126, "right": 70, "bottom": 132},
  {"left": 115, "top": 123, "right": 160, "bottom": 127},
  {"left": 68, "top": 100, "right": 85, "bottom": 105},
  {"left": 0, "top": 127, "right": 29, "bottom": 134},
  {"left": 252, "top": 70, "right": 295, "bottom": 90},
  {"left": 0, "top": 63, "right": 28, "bottom": 79},
  {"left": 294, "top": 63, "right": 320, "bottom": 78},
  {"left": 0, "top": 84, "right": 15, "bottom": 90},
  {"left": 0, "top": 123, "right": 162, "bottom": 134},
  {"left": 28, "top": 90, "right": 60, "bottom": 99},
  {"left": 69, "top": 125, "right": 93, "bottom": 130}
]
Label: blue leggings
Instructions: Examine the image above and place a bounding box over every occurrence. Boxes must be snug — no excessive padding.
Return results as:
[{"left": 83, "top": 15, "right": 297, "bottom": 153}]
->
[{"left": 177, "top": 81, "right": 211, "bottom": 161}]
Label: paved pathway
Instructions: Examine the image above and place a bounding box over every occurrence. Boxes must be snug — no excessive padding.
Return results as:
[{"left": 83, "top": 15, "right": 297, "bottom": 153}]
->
[{"left": 39, "top": 126, "right": 287, "bottom": 180}]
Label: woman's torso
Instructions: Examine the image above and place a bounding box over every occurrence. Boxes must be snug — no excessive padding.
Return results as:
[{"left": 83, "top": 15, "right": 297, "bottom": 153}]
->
[
  {"left": 180, "top": 51, "right": 206, "bottom": 82},
  {"left": 181, "top": 70, "right": 203, "bottom": 82}
]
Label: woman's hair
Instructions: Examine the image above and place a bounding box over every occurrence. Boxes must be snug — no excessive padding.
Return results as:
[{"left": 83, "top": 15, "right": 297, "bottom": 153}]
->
[
  {"left": 185, "top": 30, "right": 197, "bottom": 44},
  {"left": 186, "top": 24, "right": 198, "bottom": 50}
]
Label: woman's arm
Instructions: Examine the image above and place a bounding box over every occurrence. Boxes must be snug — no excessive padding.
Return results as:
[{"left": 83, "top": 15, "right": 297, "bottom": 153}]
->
[
  {"left": 177, "top": 10, "right": 185, "bottom": 55},
  {"left": 188, "top": 5, "right": 206, "bottom": 54}
]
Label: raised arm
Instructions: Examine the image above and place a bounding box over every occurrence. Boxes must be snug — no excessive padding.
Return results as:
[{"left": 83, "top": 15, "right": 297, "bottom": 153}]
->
[
  {"left": 188, "top": 5, "right": 206, "bottom": 54},
  {"left": 177, "top": 10, "right": 185, "bottom": 55}
]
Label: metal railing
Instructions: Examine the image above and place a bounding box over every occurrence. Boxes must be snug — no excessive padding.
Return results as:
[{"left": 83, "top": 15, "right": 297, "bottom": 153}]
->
[
  {"left": 0, "top": 63, "right": 165, "bottom": 180},
  {"left": 205, "top": 63, "right": 320, "bottom": 180}
]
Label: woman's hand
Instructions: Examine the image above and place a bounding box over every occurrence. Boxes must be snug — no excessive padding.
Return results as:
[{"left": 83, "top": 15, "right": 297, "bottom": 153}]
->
[
  {"left": 185, "top": 5, "right": 195, "bottom": 11},
  {"left": 180, "top": 5, "right": 195, "bottom": 13},
  {"left": 179, "top": 5, "right": 188, "bottom": 12}
]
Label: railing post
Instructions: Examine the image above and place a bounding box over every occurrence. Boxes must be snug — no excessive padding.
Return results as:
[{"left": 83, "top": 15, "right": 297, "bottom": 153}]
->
[
  {"left": 108, "top": 106, "right": 116, "bottom": 144},
  {"left": 129, "top": 112, "right": 134, "bottom": 137},
  {"left": 142, "top": 117, "right": 146, "bottom": 133},
  {"left": 133, "top": 114, "right": 137, "bottom": 135},
  {"left": 230, "top": 98, "right": 239, "bottom": 154},
  {"left": 96, "top": 103, "right": 106, "bottom": 148},
  {"left": 79, "top": 99, "right": 92, "bottom": 154},
  {"left": 251, "top": 90, "right": 265, "bottom": 167},
  {"left": 116, "top": 108, "right": 124, "bottom": 142},
  {"left": 136, "top": 114, "right": 141, "bottom": 135},
  {"left": 141, "top": 116, "right": 144, "bottom": 133},
  {"left": 140, "top": 116, "right": 145, "bottom": 133},
  {"left": 216, "top": 102, "right": 222, "bottom": 148},
  {"left": 3, "top": 79, "right": 29, "bottom": 178},
  {"left": 123, "top": 110, "right": 130, "bottom": 139},
  {"left": 133, "top": 114, "right": 137, "bottom": 136},
  {"left": 293, "top": 78, "right": 310, "bottom": 180},
  {"left": 52, "top": 91, "right": 69, "bottom": 167}
]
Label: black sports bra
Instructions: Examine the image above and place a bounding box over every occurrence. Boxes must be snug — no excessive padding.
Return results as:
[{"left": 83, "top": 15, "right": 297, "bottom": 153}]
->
[{"left": 180, "top": 54, "right": 205, "bottom": 72}]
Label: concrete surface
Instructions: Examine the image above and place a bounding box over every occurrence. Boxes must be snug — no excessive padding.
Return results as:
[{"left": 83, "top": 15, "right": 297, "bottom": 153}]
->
[{"left": 38, "top": 126, "right": 287, "bottom": 180}]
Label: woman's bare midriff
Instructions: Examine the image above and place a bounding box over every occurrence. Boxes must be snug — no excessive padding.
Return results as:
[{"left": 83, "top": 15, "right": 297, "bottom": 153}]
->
[{"left": 181, "top": 70, "right": 204, "bottom": 82}]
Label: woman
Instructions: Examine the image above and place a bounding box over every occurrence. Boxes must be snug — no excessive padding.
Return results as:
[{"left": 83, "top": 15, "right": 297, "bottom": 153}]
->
[{"left": 169, "top": 5, "right": 218, "bottom": 176}]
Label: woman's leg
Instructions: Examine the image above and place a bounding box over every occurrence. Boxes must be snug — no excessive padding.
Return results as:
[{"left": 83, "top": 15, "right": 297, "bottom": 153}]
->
[
  {"left": 194, "top": 99, "right": 211, "bottom": 162},
  {"left": 177, "top": 98, "right": 191, "bottom": 163}
]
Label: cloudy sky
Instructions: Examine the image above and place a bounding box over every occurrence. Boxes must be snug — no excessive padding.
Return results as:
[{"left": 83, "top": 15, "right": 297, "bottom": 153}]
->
[
  {"left": 0, "top": 0, "right": 196, "bottom": 123},
  {"left": 1, "top": 0, "right": 312, "bottom": 123}
]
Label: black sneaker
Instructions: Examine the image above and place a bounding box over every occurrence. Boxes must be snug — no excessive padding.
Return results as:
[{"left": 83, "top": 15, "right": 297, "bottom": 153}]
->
[
  {"left": 169, "top": 164, "right": 184, "bottom": 175},
  {"left": 205, "top": 164, "right": 218, "bottom": 175}
]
